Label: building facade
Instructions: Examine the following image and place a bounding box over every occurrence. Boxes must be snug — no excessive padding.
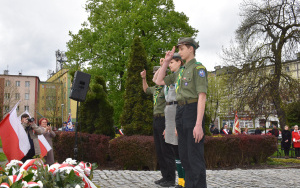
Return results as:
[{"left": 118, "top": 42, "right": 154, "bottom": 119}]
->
[
  {"left": 0, "top": 71, "right": 39, "bottom": 120},
  {"left": 209, "top": 57, "right": 300, "bottom": 130}
]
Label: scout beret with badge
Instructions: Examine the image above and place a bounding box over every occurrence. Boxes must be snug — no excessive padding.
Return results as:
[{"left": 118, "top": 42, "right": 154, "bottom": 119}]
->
[
  {"left": 172, "top": 53, "right": 182, "bottom": 60},
  {"left": 176, "top": 37, "right": 200, "bottom": 49}
]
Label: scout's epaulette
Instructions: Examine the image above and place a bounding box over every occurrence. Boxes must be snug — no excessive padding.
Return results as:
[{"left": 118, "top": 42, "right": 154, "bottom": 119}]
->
[{"left": 195, "top": 62, "right": 206, "bottom": 70}]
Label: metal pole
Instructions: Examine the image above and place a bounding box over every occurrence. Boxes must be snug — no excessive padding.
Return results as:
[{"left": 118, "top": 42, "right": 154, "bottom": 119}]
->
[
  {"left": 74, "top": 101, "right": 79, "bottom": 160},
  {"left": 61, "top": 104, "right": 64, "bottom": 126}
]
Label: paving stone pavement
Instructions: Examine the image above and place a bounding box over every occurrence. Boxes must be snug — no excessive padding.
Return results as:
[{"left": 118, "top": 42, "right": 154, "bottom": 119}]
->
[{"left": 92, "top": 168, "right": 300, "bottom": 188}]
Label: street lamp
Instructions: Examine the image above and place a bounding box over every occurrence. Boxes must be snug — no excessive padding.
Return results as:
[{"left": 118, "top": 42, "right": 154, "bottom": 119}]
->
[{"left": 61, "top": 104, "right": 64, "bottom": 126}]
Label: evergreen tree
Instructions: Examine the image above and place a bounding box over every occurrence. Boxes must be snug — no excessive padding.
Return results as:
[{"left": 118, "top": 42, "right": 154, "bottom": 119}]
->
[
  {"left": 78, "top": 75, "right": 115, "bottom": 138},
  {"left": 120, "top": 36, "right": 153, "bottom": 136}
]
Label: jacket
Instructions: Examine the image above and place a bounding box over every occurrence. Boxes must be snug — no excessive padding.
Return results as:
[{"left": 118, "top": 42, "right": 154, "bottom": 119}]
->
[{"left": 22, "top": 122, "right": 45, "bottom": 155}]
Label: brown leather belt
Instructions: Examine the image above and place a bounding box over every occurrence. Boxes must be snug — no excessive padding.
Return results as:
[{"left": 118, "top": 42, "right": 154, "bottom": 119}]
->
[
  {"left": 153, "top": 113, "right": 165, "bottom": 118},
  {"left": 178, "top": 98, "right": 198, "bottom": 106},
  {"left": 166, "top": 101, "right": 178, "bottom": 105}
]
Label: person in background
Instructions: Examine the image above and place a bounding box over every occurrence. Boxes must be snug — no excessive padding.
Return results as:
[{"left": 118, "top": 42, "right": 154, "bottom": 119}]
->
[
  {"left": 281, "top": 125, "right": 291, "bottom": 159},
  {"left": 220, "top": 124, "right": 229, "bottom": 135},
  {"left": 62, "top": 122, "right": 67, "bottom": 131},
  {"left": 292, "top": 125, "right": 300, "bottom": 159},
  {"left": 210, "top": 125, "right": 219, "bottom": 135},
  {"left": 21, "top": 114, "right": 44, "bottom": 162},
  {"left": 243, "top": 127, "right": 248, "bottom": 135},
  {"left": 271, "top": 125, "right": 279, "bottom": 138},
  {"left": 255, "top": 127, "right": 262, "bottom": 135},
  {"left": 39, "top": 118, "right": 56, "bottom": 165}
]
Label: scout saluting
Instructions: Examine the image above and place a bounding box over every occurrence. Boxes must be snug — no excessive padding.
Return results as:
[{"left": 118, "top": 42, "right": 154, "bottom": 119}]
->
[
  {"left": 155, "top": 37, "right": 208, "bottom": 188},
  {"left": 141, "top": 67, "right": 176, "bottom": 187}
]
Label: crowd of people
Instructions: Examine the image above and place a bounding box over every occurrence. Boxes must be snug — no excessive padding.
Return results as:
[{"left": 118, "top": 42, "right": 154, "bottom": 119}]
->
[{"left": 141, "top": 37, "right": 207, "bottom": 188}]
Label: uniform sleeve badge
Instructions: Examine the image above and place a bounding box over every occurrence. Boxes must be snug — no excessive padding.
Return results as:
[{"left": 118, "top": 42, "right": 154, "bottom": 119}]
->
[{"left": 198, "top": 69, "right": 205, "bottom": 77}]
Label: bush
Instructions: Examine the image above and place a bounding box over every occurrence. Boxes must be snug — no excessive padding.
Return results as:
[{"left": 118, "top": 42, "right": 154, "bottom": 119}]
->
[
  {"left": 109, "top": 135, "right": 157, "bottom": 170},
  {"left": 53, "top": 132, "right": 110, "bottom": 165},
  {"left": 205, "top": 135, "right": 277, "bottom": 168}
]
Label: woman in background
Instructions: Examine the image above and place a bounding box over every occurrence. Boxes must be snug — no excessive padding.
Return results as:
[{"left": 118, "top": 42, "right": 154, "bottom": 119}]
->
[
  {"left": 292, "top": 125, "right": 300, "bottom": 159},
  {"left": 39, "top": 118, "right": 56, "bottom": 165},
  {"left": 281, "top": 125, "right": 291, "bottom": 159}
]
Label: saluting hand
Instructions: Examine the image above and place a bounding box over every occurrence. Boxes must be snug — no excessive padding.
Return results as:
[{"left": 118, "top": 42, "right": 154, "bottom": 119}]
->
[
  {"left": 140, "top": 69, "right": 146, "bottom": 79},
  {"left": 164, "top": 46, "right": 176, "bottom": 64}
]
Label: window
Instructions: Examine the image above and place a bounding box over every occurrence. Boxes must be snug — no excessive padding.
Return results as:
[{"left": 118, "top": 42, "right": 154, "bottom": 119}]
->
[
  {"left": 25, "top": 81, "right": 30, "bottom": 87},
  {"left": 4, "top": 106, "right": 9, "bottom": 113},
  {"left": 4, "top": 93, "right": 10, "bottom": 99},
  {"left": 24, "top": 106, "right": 29, "bottom": 111},
  {"left": 16, "top": 81, "right": 20, "bottom": 87},
  {"left": 15, "top": 93, "right": 20, "bottom": 99},
  {"left": 285, "top": 66, "right": 290, "bottom": 72},
  {"left": 16, "top": 106, "right": 19, "bottom": 112},
  {"left": 5, "top": 80, "right": 11, "bottom": 87},
  {"left": 42, "top": 85, "right": 44, "bottom": 88},
  {"left": 25, "top": 93, "right": 29, "bottom": 100}
]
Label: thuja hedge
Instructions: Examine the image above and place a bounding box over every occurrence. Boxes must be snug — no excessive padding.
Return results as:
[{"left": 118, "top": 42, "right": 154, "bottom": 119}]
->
[
  {"left": 53, "top": 132, "right": 110, "bottom": 164},
  {"left": 53, "top": 133, "right": 277, "bottom": 169}
]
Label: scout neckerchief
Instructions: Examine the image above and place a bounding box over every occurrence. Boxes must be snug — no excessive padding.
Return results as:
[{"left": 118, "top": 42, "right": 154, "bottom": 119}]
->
[
  {"left": 153, "top": 85, "right": 163, "bottom": 105},
  {"left": 175, "top": 66, "right": 185, "bottom": 93}
]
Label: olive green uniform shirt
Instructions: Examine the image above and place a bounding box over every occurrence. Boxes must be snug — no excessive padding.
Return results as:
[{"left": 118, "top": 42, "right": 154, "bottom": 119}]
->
[
  {"left": 146, "top": 85, "right": 166, "bottom": 115},
  {"left": 164, "top": 58, "right": 208, "bottom": 101}
]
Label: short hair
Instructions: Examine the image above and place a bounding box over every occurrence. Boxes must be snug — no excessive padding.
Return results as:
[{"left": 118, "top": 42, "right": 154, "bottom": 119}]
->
[
  {"left": 21, "top": 114, "right": 29, "bottom": 120},
  {"left": 39, "top": 118, "right": 48, "bottom": 125}
]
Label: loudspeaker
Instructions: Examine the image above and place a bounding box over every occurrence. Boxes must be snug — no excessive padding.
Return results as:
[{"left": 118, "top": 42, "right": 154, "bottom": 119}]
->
[{"left": 69, "top": 71, "right": 91, "bottom": 102}]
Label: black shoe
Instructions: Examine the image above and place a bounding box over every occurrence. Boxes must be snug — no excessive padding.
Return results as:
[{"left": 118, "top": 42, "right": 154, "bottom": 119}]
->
[
  {"left": 175, "top": 185, "right": 184, "bottom": 188},
  {"left": 154, "top": 178, "right": 165, "bottom": 185},
  {"left": 160, "top": 181, "right": 175, "bottom": 187}
]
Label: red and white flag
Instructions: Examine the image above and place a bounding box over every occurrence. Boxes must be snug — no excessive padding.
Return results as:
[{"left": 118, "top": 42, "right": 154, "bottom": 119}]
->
[
  {"left": 233, "top": 111, "right": 241, "bottom": 135},
  {"left": 0, "top": 102, "right": 30, "bottom": 161},
  {"left": 38, "top": 135, "right": 52, "bottom": 157}
]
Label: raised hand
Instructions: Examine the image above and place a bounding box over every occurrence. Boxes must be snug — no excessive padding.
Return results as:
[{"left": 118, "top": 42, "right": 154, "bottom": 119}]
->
[
  {"left": 164, "top": 46, "right": 176, "bottom": 63},
  {"left": 140, "top": 69, "right": 146, "bottom": 79}
]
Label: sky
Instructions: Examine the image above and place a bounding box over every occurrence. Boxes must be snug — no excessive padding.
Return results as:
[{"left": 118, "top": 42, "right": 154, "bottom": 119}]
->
[{"left": 0, "top": 0, "right": 243, "bottom": 81}]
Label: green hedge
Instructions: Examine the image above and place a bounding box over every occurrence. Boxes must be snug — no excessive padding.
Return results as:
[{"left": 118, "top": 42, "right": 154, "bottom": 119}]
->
[{"left": 53, "top": 132, "right": 110, "bottom": 164}]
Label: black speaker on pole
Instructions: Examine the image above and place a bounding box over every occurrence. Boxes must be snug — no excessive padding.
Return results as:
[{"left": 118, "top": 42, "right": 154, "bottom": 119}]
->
[{"left": 69, "top": 71, "right": 91, "bottom": 102}]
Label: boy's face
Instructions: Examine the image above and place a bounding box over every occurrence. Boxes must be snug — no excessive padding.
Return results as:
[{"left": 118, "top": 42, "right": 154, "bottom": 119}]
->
[{"left": 178, "top": 44, "right": 193, "bottom": 61}]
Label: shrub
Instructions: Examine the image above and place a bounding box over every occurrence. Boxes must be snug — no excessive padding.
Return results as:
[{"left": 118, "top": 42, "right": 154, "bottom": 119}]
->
[
  {"left": 205, "top": 135, "right": 277, "bottom": 168},
  {"left": 109, "top": 135, "right": 157, "bottom": 170},
  {"left": 53, "top": 132, "right": 110, "bottom": 165}
]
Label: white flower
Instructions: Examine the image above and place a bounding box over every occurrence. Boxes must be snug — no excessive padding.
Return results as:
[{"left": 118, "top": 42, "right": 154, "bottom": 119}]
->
[
  {"left": 75, "top": 185, "right": 81, "bottom": 188},
  {"left": 22, "top": 181, "right": 28, "bottom": 187},
  {"left": 63, "top": 158, "right": 77, "bottom": 165},
  {"left": 37, "top": 181, "right": 43, "bottom": 188},
  {"left": 5, "top": 160, "right": 23, "bottom": 171}
]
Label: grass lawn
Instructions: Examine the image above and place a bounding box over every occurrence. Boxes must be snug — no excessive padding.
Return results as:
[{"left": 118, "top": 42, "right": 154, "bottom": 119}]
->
[
  {"left": 0, "top": 138, "right": 2, "bottom": 147},
  {"left": 0, "top": 152, "right": 6, "bottom": 162}
]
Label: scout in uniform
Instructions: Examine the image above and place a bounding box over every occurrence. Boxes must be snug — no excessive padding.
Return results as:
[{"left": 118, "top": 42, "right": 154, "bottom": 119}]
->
[
  {"left": 141, "top": 67, "right": 175, "bottom": 187},
  {"left": 155, "top": 37, "right": 208, "bottom": 188}
]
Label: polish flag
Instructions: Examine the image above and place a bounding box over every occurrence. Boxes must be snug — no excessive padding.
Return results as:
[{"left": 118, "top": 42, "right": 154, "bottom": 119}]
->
[
  {"left": 0, "top": 102, "right": 30, "bottom": 161},
  {"left": 233, "top": 111, "right": 241, "bottom": 135},
  {"left": 38, "top": 135, "right": 52, "bottom": 157}
]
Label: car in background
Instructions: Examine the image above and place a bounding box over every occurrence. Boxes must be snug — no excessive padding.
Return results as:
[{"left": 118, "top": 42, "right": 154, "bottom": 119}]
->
[
  {"left": 247, "top": 129, "right": 256, "bottom": 135},
  {"left": 261, "top": 129, "right": 282, "bottom": 139}
]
